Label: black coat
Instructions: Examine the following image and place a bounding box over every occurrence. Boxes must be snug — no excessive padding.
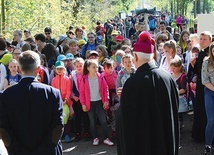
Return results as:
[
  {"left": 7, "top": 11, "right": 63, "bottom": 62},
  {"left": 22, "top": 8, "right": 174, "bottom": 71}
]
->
[
  {"left": 116, "top": 61, "right": 179, "bottom": 155},
  {"left": 191, "top": 46, "right": 209, "bottom": 142},
  {"left": 0, "top": 77, "right": 63, "bottom": 155}
]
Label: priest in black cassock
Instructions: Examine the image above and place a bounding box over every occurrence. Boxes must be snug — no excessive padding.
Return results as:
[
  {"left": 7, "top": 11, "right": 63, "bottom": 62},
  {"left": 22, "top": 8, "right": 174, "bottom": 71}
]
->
[
  {"left": 116, "top": 31, "right": 179, "bottom": 155},
  {"left": 191, "top": 31, "right": 212, "bottom": 142}
]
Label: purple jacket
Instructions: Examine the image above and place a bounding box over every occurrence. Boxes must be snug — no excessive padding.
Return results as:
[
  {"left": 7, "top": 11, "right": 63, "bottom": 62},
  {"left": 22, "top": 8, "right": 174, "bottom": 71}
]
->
[{"left": 79, "top": 72, "right": 109, "bottom": 110}]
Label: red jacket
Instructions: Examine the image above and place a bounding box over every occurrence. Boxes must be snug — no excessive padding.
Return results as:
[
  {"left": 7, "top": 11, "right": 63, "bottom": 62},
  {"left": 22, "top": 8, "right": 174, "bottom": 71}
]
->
[{"left": 51, "top": 73, "right": 72, "bottom": 107}]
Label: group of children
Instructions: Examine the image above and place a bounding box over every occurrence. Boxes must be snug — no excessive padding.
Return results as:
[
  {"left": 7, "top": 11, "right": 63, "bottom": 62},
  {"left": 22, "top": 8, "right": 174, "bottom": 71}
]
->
[{"left": 2, "top": 46, "right": 136, "bottom": 147}]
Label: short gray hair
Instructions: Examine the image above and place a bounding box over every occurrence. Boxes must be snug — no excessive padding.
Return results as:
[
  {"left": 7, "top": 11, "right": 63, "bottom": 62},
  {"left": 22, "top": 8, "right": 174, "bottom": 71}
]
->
[
  {"left": 133, "top": 52, "right": 153, "bottom": 60},
  {"left": 19, "top": 50, "right": 40, "bottom": 73}
]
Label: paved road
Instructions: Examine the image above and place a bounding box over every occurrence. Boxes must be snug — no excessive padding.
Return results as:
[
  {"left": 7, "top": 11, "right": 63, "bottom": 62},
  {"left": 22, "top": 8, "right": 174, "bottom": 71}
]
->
[{"left": 0, "top": 112, "right": 205, "bottom": 155}]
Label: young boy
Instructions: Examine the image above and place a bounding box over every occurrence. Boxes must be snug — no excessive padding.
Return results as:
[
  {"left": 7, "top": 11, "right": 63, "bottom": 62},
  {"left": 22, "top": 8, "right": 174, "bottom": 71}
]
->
[{"left": 116, "top": 53, "right": 136, "bottom": 89}]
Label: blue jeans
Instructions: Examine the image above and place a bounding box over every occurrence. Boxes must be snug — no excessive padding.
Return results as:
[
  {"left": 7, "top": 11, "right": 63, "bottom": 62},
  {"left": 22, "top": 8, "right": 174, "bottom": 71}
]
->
[
  {"left": 205, "top": 87, "right": 214, "bottom": 145},
  {"left": 87, "top": 100, "right": 108, "bottom": 139}
]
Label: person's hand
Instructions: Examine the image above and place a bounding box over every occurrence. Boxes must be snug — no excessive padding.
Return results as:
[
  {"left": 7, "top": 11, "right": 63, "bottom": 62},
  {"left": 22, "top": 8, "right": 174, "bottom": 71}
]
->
[
  {"left": 82, "top": 105, "right": 88, "bottom": 112},
  {"left": 117, "top": 87, "right": 123, "bottom": 97},
  {"left": 103, "top": 102, "right": 109, "bottom": 110},
  {"left": 73, "top": 96, "right": 79, "bottom": 102}
]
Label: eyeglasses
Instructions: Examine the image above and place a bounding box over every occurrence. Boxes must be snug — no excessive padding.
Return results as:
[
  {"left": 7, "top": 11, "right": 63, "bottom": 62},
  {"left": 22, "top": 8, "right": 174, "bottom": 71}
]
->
[
  {"left": 88, "top": 36, "right": 95, "bottom": 38},
  {"left": 68, "top": 32, "right": 74, "bottom": 35},
  {"left": 45, "top": 32, "right": 51, "bottom": 35}
]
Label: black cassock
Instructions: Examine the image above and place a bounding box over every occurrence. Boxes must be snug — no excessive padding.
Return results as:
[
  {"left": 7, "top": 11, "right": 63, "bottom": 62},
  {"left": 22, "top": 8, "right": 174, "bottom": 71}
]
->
[
  {"left": 116, "top": 61, "right": 179, "bottom": 155},
  {"left": 191, "top": 46, "right": 209, "bottom": 142}
]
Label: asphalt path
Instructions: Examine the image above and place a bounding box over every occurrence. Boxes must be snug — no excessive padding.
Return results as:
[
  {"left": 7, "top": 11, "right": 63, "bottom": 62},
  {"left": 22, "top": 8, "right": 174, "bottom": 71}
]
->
[{"left": 0, "top": 112, "right": 205, "bottom": 155}]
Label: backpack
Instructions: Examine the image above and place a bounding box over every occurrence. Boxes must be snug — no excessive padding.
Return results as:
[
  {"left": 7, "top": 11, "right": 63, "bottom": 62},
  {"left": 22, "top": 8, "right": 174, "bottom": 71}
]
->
[
  {"left": 148, "top": 18, "right": 156, "bottom": 30},
  {"left": 179, "top": 73, "right": 189, "bottom": 98}
]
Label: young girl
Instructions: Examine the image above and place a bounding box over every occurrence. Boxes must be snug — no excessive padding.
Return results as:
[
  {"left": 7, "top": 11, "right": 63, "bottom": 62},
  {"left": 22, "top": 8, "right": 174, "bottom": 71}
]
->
[
  {"left": 201, "top": 42, "right": 214, "bottom": 154},
  {"left": 51, "top": 60, "right": 73, "bottom": 143},
  {"left": 71, "top": 58, "right": 90, "bottom": 141},
  {"left": 79, "top": 59, "right": 114, "bottom": 146},
  {"left": 95, "top": 45, "right": 109, "bottom": 65},
  {"left": 160, "top": 40, "right": 181, "bottom": 73},
  {"left": 3, "top": 59, "right": 21, "bottom": 90},
  {"left": 101, "top": 58, "right": 118, "bottom": 140},
  {"left": 170, "top": 57, "right": 188, "bottom": 130},
  {"left": 178, "top": 30, "right": 190, "bottom": 54}
]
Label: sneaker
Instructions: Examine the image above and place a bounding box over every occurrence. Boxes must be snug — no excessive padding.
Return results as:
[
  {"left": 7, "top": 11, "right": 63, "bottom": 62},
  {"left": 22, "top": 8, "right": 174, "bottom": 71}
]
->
[
  {"left": 93, "top": 138, "right": 99, "bottom": 146},
  {"left": 75, "top": 133, "right": 82, "bottom": 141},
  {"left": 65, "top": 135, "right": 71, "bottom": 143},
  {"left": 103, "top": 138, "right": 114, "bottom": 146},
  {"left": 204, "top": 146, "right": 212, "bottom": 155}
]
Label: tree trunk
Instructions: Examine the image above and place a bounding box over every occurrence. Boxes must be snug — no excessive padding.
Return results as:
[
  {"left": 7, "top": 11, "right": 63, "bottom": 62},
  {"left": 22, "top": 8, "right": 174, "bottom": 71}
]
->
[
  {"left": 196, "top": 0, "right": 201, "bottom": 14},
  {"left": 202, "top": 0, "right": 205, "bottom": 13},
  {"left": 1, "top": 0, "right": 5, "bottom": 35}
]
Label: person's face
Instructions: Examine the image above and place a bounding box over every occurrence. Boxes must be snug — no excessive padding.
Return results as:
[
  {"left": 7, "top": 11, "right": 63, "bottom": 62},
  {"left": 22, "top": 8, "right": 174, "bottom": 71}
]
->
[
  {"left": 87, "top": 63, "right": 98, "bottom": 74},
  {"left": 181, "top": 24, "right": 187, "bottom": 30},
  {"left": 122, "top": 57, "right": 133, "bottom": 70},
  {"left": 176, "top": 47, "right": 182, "bottom": 55},
  {"left": 138, "top": 25, "right": 145, "bottom": 32},
  {"left": 12, "top": 49, "right": 21, "bottom": 60},
  {"left": 55, "top": 68, "right": 65, "bottom": 75},
  {"left": 96, "top": 48, "right": 103, "bottom": 57},
  {"left": 76, "top": 30, "right": 83, "bottom": 36},
  {"left": 104, "top": 65, "right": 114, "bottom": 75},
  {"left": 211, "top": 47, "right": 214, "bottom": 57},
  {"left": 13, "top": 32, "right": 21, "bottom": 41},
  {"left": 124, "top": 48, "right": 132, "bottom": 54},
  {"left": 190, "top": 38, "right": 199, "bottom": 47},
  {"left": 116, "top": 40, "right": 122, "bottom": 45},
  {"left": 87, "top": 34, "right": 95, "bottom": 43},
  {"left": 170, "top": 65, "right": 181, "bottom": 74},
  {"left": 24, "top": 32, "right": 30, "bottom": 39},
  {"left": 69, "top": 43, "right": 78, "bottom": 52},
  {"left": 187, "top": 42, "right": 192, "bottom": 50},
  {"left": 8, "top": 62, "right": 18, "bottom": 73},
  {"left": 200, "top": 34, "right": 212, "bottom": 49},
  {"left": 159, "top": 24, "right": 166, "bottom": 31},
  {"left": 111, "top": 35, "right": 117, "bottom": 41},
  {"left": 68, "top": 31, "right": 74, "bottom": 38},
  {"left": 182, "top": 33, "right": 189, "bottom": 42},
  {"left": 124, "top": 40, "right": 131, "bottom": 46},
  {"left": 164, "top": 46, "right": 173, "bottom": 56},
  {"left": 45, "top": 32, "right": 51, "bottom": 39},
  {"left": 158, "top": 45, "right": 164, "bottom": 54},
  {"left": 67, "top": 59, "right": 74, "bottom": 68},
  {"left": 75, "top": 62, "right": 84, "bottom": 73}
]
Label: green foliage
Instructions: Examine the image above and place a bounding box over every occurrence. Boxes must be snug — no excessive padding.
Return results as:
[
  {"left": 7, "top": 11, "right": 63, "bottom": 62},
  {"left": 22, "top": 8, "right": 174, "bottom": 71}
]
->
[{"left": 0, "top": 0, "right": 136, "bottom": 40}]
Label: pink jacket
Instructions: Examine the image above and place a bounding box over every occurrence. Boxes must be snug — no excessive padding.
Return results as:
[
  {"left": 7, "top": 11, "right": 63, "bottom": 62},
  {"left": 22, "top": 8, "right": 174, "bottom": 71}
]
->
[
  {"left": 101, "top": 70, "right": 117, "bottom": 89},
  {"left": 51, "top": 73, "right": 72, "bottom": 107},
  {"left": 79, "top": 72, "right": 109, "bottom": 110}
]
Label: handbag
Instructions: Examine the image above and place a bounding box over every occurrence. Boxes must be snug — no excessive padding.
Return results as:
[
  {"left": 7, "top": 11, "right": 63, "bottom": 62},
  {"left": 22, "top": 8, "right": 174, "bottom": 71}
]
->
[
  {"left": 178, "top": 96, "right": 189, "bottom": 113},
  {"left": 63, "top": 104, "right": 70, "bottom": 125}
]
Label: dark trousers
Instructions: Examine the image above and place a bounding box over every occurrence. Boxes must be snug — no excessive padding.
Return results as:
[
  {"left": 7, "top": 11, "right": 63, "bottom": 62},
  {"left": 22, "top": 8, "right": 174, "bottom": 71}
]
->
[
  {"left": 87, "top": 100, "right": 109, "bottom": 139},
  {"left": 72, "top": 99, "right": 90, "bottom": 135}
]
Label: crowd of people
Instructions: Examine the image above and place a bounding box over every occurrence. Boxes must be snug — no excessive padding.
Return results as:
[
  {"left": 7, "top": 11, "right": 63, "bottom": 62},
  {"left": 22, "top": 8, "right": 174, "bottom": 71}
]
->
[{"left": 0, "top": 10, "right": 213, "bottom": 155}]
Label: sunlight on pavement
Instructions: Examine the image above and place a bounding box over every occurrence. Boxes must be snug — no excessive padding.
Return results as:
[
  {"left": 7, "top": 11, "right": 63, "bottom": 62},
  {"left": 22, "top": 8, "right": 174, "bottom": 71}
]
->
[
  {"left": 91, "top": 151, "right": 107, "bottom": 155},
  {"left": 63, "top": 145, "right": 77, "bottom": 152}
]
